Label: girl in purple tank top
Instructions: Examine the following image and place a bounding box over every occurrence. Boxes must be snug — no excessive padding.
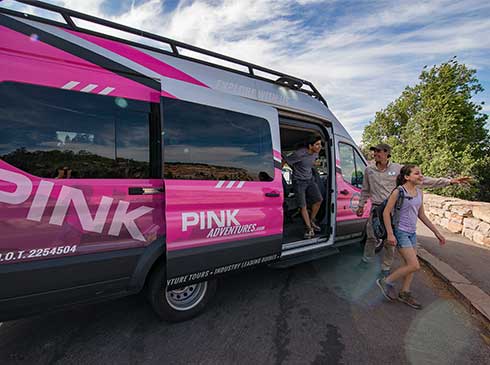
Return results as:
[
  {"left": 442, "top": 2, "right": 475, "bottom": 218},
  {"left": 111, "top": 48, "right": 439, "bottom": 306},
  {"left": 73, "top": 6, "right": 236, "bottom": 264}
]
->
[{"left": 376, "top": 165, "right": 446, "bottom": 309}]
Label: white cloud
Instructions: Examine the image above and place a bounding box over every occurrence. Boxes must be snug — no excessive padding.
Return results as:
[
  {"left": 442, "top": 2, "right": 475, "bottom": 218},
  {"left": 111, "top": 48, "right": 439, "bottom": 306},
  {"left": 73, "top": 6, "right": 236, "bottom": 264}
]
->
[{"left": 2, "top": 0, "right": 489, "bottom": 143}]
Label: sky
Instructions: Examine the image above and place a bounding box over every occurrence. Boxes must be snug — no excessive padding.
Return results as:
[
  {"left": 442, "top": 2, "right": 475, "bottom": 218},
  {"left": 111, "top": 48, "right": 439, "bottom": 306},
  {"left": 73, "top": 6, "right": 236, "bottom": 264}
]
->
[{"left": 2, "top": 0, "right": 490, "bottom": 143}]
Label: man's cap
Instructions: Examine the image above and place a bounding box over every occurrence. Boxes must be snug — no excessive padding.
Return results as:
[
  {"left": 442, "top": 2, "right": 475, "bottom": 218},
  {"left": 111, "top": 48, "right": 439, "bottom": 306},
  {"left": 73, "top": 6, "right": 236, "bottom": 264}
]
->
[{"left": 369, "top": 143, "right": 392, "bottom": 153}]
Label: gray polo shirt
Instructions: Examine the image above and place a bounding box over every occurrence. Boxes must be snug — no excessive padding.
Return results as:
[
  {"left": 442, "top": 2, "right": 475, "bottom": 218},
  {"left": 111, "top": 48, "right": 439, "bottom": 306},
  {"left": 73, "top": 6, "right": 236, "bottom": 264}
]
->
[
  {"left": 359, "top": 162, "right": 452, "bottom": 207},
  {"left": 285, "top": 148, "right": 318, "bottom": 181}
]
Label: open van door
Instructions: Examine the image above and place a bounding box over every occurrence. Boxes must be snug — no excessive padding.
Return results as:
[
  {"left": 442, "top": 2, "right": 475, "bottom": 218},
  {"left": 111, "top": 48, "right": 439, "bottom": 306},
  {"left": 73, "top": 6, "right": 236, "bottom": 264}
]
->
[
  {"left": 161, "top": 95, "right": 284, "bottom": 288},
  {"left": 335, "top": 139, "right": 368, "bottom": 242}
]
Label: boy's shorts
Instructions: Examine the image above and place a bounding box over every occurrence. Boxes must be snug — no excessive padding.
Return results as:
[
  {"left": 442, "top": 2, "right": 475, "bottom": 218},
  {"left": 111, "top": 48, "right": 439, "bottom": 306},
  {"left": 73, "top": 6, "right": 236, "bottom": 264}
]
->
[
  {"left": 394, "top": 228, "right": 417, "bottom": 249},
  {"left": 293, "top": 178, "right": 323, "bottom": 208}
]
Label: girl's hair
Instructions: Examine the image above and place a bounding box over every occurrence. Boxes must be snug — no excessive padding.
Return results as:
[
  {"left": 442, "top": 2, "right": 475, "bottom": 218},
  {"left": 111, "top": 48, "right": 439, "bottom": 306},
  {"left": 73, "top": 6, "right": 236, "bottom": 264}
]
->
[{"left": 396, "top": 164, "right": 417, "bottom": 186}]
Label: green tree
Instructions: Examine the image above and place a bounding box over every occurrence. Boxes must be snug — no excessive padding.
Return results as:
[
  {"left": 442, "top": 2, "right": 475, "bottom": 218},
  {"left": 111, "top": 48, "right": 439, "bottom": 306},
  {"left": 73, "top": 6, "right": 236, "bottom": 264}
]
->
[{"left": 361, "top": 58, "right": 490, "bottom": 201}]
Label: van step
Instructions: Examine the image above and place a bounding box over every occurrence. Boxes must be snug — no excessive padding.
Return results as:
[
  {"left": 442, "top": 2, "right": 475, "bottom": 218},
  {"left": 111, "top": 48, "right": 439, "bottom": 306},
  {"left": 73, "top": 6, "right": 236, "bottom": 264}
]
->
[
  {"left": 270, "top": 247, "right": 340, "bottom": 268},
  {"left": 333, "top": 237, "right": 362, "bottom": 248}
]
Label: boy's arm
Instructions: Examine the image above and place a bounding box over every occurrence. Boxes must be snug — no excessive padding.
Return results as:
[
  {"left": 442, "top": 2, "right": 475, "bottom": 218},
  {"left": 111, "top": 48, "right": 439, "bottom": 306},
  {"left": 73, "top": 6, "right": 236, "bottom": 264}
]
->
[
  {"left": 283, "top": 150, "right": 301, "bottom": 166},
  {"left": 422, "top": 176, "right": 471, "bottom": 189}
]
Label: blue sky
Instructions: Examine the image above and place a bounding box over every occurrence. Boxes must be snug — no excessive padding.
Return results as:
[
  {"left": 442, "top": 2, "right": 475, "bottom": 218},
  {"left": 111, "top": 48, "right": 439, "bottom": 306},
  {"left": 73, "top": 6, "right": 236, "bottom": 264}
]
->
[{"left": 3, "top": 0, "right": 489, "bottom": 143}]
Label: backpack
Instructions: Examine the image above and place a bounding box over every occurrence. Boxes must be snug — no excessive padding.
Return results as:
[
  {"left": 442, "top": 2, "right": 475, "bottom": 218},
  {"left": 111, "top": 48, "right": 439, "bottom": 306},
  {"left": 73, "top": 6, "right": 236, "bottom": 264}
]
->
[{"left": 371, "top": 186, "right": 405, "bottom": 240}]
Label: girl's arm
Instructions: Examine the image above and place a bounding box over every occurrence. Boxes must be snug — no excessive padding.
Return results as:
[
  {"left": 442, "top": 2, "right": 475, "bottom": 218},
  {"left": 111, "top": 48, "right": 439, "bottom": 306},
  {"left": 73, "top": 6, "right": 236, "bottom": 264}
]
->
[
  {"left": 383, "top": 189, "right": 399, "bottom": 246},
  {"left": 418, "top": 191, "right": 446, "bottom": 245}
]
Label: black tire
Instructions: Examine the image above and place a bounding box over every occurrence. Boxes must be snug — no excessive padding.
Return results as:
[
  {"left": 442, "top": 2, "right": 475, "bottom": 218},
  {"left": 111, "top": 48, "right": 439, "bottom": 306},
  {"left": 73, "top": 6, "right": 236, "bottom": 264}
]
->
[{"left": 147, "top": 264, "right": 217, "bottom": 322}]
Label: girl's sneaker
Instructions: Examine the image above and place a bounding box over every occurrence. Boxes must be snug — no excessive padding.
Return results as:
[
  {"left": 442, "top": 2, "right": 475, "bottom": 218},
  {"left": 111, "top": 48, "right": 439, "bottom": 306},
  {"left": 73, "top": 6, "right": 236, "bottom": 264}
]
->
[
  {"left": 398, "top": 291, "right": 423, "bottom": 310},
  {"left": 304, "top": 228, "right": 315, "bottom": 239},
  {"left": 376, "top": 278, "right": 396, "bottom": 301}
]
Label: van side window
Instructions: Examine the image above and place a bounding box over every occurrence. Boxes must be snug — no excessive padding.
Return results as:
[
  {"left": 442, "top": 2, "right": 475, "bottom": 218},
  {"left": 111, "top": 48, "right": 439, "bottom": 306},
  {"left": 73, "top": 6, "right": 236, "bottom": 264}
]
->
[
  {"left": 338, "top": 143, "right": 365, "bottom": 188},
  {"left": 0, "top": 82, "right": 154, "bottom": 179},
  {"left": 163, "top": 98, "right": 274, "bottom": 181},
  {"left": 353, "top": 151, "right": 366, "bottom": 187}
]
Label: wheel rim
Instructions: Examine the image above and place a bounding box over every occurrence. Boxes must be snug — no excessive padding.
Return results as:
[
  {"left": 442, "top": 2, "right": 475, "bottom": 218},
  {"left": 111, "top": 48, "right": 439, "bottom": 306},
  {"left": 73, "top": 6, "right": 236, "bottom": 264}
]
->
[{"left": 165, "top": 281, "right": 208, "bottom": 311}]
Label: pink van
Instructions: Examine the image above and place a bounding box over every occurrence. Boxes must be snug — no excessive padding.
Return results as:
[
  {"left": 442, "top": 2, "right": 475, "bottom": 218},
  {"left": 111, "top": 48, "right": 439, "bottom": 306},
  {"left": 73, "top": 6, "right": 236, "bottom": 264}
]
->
[{"left": 0, "top": 1, "right": 370, "bottom": 322}]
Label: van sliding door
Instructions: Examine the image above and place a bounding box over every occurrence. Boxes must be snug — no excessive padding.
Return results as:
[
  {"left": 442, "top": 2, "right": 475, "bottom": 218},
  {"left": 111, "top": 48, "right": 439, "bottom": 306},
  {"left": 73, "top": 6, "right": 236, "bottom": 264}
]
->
[{"left": 162, "top": 97, "right": 283, "bottom": 286}]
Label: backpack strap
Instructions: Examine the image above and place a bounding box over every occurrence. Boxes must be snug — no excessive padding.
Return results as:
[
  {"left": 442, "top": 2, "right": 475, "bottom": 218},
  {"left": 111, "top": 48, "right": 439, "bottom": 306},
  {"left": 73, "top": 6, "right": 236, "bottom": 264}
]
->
[{"left": 392, "top": 186, "right": 405, "bottom": 228}]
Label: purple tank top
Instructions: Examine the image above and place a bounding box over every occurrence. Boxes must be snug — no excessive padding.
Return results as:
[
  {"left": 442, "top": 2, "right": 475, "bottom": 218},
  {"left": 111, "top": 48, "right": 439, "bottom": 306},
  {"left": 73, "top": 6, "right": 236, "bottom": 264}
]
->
[{"left": 397, "top": 187, "right": 422, "bottom": 233}]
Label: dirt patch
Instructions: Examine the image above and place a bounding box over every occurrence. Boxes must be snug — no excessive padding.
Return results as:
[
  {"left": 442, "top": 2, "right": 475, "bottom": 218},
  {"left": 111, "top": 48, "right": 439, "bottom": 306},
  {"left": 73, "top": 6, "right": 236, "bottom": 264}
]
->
[{"left": 419, "top": 262, "right": 455, "bottom": 299}]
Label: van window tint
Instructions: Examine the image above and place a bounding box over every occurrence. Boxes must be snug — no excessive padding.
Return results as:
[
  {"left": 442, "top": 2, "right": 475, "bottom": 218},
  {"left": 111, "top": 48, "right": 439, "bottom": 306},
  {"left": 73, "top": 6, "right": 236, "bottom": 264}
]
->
[
  {"left": 0, "top": 82, "right": 153, "bottom": 179},
  {"left": 338, "top": 143, "right": 365, "bottom": 188},
  {"left": 163, "top": 98, "right": 274, "bottom": 181}
]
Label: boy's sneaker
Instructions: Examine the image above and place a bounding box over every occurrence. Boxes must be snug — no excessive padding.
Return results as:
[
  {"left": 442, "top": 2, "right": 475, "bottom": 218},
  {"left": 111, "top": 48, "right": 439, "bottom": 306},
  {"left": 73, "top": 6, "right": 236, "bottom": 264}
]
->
[
  {"left": 304, "top": 228, "right": 315, "bottom": 239},
  {"left": 311, "top": 220, "right": 321, "bottom": 232},
  {"left": 398, "top": 291, "right": 423, "bottom": 310},
  {"left": 356, "top": 260, "right": 370, "bottom": 271},
  {"left": 361, "top": 256, "right": 372, "bottom": 264},
  {"left": 376, "top": 278, "right": 396, "bottom": 301}
]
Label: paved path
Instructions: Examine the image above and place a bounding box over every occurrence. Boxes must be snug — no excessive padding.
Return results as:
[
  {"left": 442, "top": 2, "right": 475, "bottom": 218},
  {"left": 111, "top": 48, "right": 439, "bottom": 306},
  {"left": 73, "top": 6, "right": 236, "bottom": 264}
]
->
[
  {"left": 417, "top": 222, "right": 490, "bottom": 296},
  {"left": 1, "top": 245, "right": 489, "bottom": 365}
]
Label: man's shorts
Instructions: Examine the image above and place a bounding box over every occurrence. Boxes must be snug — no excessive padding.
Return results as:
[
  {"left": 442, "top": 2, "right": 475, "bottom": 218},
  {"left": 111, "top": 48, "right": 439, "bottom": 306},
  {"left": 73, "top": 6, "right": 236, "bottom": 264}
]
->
[
  {"left": 293, "top": 178, "right": 323, "bottom": 208},
  {"left": 394, "top": 228, "right": 417, "bottom": 249}
]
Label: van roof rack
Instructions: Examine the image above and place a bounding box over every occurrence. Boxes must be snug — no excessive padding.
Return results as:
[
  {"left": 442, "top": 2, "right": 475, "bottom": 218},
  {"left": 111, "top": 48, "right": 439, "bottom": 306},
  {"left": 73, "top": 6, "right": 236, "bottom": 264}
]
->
[{"left": 1, "top": 0, "right": 328, "bottom": 107}]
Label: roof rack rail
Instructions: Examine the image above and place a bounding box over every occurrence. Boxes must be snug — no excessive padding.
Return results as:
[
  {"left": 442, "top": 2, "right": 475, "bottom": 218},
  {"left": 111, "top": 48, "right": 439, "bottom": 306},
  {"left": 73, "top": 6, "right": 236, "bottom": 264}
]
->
[{"left": 1, "top": 0, "right": 328, "bottom": 107}]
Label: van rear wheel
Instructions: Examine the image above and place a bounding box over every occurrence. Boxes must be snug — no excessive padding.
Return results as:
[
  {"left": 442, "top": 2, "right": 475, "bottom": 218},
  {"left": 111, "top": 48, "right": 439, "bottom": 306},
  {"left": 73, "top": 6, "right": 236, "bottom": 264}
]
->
[{"left": 147, "top": 264, "right": 217, "bottom": 322}]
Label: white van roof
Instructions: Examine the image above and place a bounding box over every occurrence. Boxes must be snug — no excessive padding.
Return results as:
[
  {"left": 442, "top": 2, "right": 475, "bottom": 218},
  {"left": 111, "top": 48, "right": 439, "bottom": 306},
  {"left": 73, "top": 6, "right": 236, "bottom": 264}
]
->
[{"left": 1, "top": 0, "right": 355, "bottom": 143}]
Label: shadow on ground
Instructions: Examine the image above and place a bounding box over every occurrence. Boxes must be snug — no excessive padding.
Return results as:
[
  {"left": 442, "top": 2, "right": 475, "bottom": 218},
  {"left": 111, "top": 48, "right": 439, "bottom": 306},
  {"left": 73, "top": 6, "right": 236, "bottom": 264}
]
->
[{"left": 1, "top": 245, "right": 489, "bottom": 364}]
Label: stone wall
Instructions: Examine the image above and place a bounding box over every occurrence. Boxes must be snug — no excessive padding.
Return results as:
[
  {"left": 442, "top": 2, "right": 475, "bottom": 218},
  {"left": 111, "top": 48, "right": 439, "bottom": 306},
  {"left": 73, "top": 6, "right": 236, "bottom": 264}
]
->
[{"left": 424, "top": 194, "right": 490, "bottom": 246}]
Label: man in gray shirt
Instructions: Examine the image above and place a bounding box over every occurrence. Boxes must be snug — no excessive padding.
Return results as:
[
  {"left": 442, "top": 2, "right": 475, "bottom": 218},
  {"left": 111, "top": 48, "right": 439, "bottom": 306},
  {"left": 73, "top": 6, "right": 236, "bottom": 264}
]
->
[
  {"left": 356, "top": 143, "right": 469, "bottom": 276},
  {"left": 285, "top": 136, "right": 324, "bottom": 239}
]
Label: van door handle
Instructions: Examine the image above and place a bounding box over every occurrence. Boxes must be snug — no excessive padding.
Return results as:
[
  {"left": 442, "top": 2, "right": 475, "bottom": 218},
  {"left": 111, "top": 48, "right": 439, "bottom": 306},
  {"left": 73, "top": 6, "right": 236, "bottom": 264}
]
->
[
  {"left": 265, "top": 192, "right": 280, "bottom": 197},
  {"left": 128, "top": 187, "right": 164, "bottom": 195},
  {"left": 339, "top": 189, "right": 350, "bottom": 195}
]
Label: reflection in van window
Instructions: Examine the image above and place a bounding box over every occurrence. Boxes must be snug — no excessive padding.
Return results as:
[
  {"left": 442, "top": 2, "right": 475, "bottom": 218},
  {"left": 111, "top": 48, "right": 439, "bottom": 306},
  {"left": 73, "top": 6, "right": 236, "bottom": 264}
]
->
[
  {"left": 0, "top": 82, "right": 153, "bottom": 179},
  {"left": 353, "top": 151, "right": 365, "bottom": 187},
  {"left": 163, "top": 98, "right": 274, "bottom": 181},
  {"left": 338, "top": 143, "right": 365, "bottom": 188}
]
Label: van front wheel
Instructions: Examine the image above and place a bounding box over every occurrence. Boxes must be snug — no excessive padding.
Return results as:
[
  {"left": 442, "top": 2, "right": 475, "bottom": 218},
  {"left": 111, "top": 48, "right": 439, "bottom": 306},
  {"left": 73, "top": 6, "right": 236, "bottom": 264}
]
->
[{"left": 147, "top": 264, "right": 217, "bottom": 322}]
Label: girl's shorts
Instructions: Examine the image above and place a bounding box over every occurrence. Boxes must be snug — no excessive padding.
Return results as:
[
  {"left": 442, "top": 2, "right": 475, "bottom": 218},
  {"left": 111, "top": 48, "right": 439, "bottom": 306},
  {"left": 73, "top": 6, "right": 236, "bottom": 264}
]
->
[{"left": 394, "top": 228, "right": 417, "bottom": 249}]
